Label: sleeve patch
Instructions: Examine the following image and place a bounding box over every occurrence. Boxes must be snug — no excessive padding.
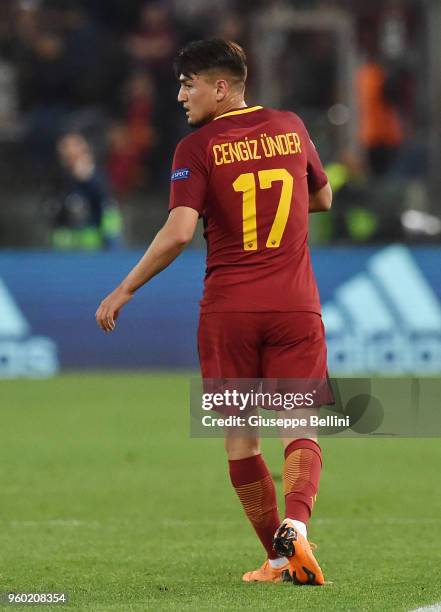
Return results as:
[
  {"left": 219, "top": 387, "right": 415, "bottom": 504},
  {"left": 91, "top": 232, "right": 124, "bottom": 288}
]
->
[{"left": 171, "top": 168, "right": 190, "bottom": 181}]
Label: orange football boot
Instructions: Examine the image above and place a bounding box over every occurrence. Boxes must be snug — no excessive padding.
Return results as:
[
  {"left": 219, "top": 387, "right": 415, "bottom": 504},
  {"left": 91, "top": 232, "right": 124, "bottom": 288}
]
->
[
  {"left": 242, "top": 559, "right": 291, "bottom": 583},
  {"left": 273, "top": 520, "right": 325, "bottom": 585}
]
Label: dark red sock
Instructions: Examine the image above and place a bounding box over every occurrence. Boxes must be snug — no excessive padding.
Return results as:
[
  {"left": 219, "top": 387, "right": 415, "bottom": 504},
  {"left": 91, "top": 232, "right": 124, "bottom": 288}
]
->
[
  {"left": 283, "top": 439, "right": 322, "bottom": 524},
  {"left": 229, "top": 454, "right": 280, "bottom": 559}
]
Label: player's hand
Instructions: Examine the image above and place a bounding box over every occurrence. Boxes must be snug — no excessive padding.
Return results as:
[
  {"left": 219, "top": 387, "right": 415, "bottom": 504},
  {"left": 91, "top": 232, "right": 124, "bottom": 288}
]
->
[{"left": 95, "top": 286, "right": 133, "bottom": 333}]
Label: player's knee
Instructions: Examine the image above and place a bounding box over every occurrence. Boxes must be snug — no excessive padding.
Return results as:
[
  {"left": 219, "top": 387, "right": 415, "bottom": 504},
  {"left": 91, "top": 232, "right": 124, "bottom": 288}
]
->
[{"left": 224, "top": 436, "right": 260, "bottom": 460}]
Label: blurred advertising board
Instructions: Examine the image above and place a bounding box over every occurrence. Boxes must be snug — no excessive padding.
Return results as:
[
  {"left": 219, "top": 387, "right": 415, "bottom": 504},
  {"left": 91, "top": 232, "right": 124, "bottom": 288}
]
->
[{"left": 0, "top": 246, "right": 440, "bottom": 377}]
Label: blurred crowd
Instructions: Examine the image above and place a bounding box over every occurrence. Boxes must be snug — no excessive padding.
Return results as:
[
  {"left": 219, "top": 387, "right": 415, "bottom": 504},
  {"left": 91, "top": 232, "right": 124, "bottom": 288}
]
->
[
  {"left": 0, "top": 0, "right": 436, "bottom": 247},
  {"left": 0, "top": 0, "right": 251, "bottom": 192}
]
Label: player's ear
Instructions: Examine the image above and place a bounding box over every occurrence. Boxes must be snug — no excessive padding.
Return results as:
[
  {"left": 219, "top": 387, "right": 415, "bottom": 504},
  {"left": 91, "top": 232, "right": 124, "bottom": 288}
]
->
[{"left": 215, "top": 79, "right": 229, "bottom": 102}]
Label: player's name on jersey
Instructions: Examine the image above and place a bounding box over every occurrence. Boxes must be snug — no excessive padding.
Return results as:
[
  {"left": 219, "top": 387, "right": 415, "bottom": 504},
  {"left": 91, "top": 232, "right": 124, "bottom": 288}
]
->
[{"left": 212, "top": 132, "right": 302, "bottom": 166}]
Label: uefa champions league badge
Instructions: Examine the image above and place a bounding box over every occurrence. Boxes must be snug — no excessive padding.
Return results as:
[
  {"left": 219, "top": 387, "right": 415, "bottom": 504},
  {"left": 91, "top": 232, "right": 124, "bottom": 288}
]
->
[{"left": 171, "top": 168, "right": 190, "bottom": 181}]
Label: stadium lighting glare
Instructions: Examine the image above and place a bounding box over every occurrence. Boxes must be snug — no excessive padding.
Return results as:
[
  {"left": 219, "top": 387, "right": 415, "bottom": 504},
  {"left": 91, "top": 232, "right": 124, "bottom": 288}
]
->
[{"left": 327, "top": 103, "right": 350, "bottom": 126}]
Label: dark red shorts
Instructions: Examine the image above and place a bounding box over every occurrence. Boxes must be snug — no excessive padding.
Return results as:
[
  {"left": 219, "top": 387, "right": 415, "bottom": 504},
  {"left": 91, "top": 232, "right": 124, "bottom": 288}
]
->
[
  {"left": 198, "top": 312, "right": 334, "bottom": 416},
  {"left": 198, "top": 311, "right": 329, "bottom": 380}
]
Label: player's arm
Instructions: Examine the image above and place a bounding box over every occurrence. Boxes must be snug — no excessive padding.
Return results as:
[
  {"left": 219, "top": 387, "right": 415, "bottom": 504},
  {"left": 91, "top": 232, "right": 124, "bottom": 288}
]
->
[
  {"left": 309, "top": 181, "right": 332, "bottom": 213},
  {"left": 300, "top": 120, "right": 331, "bottom": 214},
  {"left": 95, "top": 206, "right": 198, "bottom": 333}
]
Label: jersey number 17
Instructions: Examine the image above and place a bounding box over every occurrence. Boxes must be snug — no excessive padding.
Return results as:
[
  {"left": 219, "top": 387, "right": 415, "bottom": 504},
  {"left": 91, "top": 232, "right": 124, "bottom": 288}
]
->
[{"left": 233, "top": 168, "right": 294, "bottom": 251}]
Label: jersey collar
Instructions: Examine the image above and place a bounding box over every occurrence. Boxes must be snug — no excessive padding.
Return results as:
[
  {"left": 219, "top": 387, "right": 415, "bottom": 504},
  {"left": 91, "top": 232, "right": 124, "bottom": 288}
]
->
[{"left": 214, "top": 105, "right": 263, "bottom": 121}]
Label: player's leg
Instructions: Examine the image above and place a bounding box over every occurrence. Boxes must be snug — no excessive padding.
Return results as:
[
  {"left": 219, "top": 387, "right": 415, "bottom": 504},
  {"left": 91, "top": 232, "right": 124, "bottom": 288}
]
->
[
  {"left": 273, "top": 429, "right": 325, "bottom": 584},
  {"left": 262, "top": 312, "right": 331, "bottom": 584},
  {"left": 225, "top": 423, "right": 288, "bottom": 581},
  {"left": 198, "top": 313, "right": 284, "bottom": 581},
  {"left": 277, "top": 412, "right": 322, "bottom": 544}
]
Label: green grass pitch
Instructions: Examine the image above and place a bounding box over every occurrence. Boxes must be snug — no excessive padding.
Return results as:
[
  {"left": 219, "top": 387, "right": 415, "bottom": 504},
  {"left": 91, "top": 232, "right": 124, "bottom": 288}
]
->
[{"left": 1, "top": 373, "right": 441, "bottom": 611}]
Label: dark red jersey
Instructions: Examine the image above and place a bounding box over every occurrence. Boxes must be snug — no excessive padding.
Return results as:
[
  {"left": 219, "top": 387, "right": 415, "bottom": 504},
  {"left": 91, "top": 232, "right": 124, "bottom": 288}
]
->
[{"left": 169, "top": 106, "right": 328, "bottom": 314}]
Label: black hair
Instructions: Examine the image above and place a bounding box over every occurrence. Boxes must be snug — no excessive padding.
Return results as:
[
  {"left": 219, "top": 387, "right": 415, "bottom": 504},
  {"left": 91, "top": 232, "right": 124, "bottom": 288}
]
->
[{"left": 173, "top": 38, "right": 247, "bottom": 83}]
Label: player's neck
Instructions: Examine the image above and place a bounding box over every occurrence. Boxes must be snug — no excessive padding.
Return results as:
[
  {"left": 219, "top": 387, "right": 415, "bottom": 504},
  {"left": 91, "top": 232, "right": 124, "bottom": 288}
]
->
[{"left": 214, "top": 97, "right": 247, "bottom": 120}]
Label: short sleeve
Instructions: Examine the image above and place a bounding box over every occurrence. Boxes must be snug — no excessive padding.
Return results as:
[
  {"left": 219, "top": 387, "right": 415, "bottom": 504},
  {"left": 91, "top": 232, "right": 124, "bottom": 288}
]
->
[
  {"left": 169, "top": 136, "right": 208, "bottom": 214},
  {"left": 305, "top": 135, "right": 328, "bottom": 194}
]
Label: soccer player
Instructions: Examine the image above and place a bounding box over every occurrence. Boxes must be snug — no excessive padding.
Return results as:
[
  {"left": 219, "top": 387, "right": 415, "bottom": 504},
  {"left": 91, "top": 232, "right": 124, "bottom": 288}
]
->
[{"left": 96, "top": 38, "right": 332, "bottom": 585}]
